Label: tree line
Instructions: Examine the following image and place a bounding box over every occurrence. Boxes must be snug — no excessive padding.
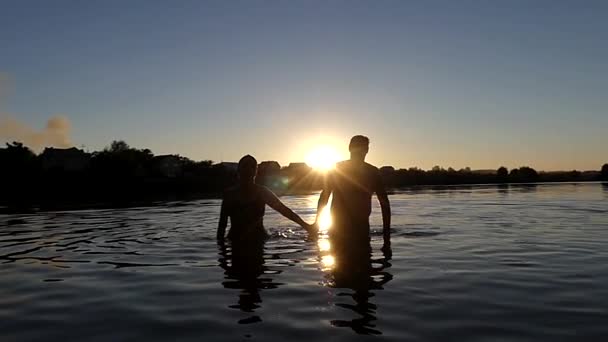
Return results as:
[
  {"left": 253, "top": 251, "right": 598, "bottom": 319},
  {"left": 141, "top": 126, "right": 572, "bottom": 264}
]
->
[
  {"left": 1, "top": 140, "right": 606, "bottom": 211},
  {"left": 1, "top": 141, "right": 231, "bottom": 210},
  {"left": 378, "top": 165, "right": 606, "bottom": 187}
]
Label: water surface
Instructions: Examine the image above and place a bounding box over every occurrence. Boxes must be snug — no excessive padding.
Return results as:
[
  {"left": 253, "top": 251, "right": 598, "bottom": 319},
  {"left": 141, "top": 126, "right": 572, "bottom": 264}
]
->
[{"left": 1, "top": 183, "right": 607, "bottom": 341}]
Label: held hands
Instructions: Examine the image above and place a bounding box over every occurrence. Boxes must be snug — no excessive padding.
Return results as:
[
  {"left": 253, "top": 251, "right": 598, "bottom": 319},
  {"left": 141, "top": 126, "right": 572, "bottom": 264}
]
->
[{"left": 302, "top": 222, "right": 318, "bottom": 235}]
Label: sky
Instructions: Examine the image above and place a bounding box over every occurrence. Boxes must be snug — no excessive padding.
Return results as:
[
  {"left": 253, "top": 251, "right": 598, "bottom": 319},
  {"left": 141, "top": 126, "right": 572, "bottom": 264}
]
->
[{"left": 1, "top": 0, "right": 607, "bottom": 171}]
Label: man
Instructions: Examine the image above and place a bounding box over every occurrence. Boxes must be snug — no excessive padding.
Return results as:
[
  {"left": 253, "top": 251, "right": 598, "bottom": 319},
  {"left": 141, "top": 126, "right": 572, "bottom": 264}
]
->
[{"left": 316, "top": 135, "right": 391, "bottom": 254}]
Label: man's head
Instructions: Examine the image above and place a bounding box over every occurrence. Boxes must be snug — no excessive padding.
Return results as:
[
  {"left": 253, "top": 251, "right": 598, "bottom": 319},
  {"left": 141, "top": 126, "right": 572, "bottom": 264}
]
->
[
  {"left": 238, "top": 154, "right": 258, "bottom": 184},
  {"left": 349, "top": 135, "right": 369, "bottom": 161}
]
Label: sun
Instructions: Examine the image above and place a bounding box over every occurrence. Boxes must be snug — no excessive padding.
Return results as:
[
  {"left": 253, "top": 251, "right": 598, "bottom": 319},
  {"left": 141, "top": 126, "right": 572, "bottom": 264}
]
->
[{"left": 305, "top": 145, "right": 341, "bottom": 171}]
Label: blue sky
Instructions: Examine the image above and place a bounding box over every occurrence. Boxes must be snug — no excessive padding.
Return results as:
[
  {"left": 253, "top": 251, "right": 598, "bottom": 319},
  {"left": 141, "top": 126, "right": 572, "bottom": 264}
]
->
[{"left": 1, "top": 0, "right": 607, "bottom": 170}]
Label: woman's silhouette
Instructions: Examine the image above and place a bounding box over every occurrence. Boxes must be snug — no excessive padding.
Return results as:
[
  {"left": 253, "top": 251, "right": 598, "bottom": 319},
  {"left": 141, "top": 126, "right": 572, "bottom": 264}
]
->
[
  {"left": 217, "top": 155, "right": 314, "bottom": 244},
  {"left": 217, "top": 154, "right": 312, "bottom": 324}
]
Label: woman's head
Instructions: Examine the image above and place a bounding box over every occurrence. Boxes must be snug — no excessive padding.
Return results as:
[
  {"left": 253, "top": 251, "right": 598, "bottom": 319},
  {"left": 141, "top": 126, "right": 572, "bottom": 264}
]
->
[{"left": 238, "top": 155, "right": 258, "bottom": 183}]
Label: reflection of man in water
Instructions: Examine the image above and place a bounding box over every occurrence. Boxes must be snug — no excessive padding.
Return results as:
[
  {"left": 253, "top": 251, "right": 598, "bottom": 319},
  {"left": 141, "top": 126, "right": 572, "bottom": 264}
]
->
[
  {"left": 316, "top": 135, "right": 391, "bottom": 254},
  {"left": 328, "top": 247, "right": 393, "bottom": 335}
]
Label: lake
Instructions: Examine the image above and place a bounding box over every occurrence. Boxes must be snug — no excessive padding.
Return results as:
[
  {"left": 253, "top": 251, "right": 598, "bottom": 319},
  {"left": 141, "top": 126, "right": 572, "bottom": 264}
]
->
[{"left": 1, "top": 182, "right": 607, "bottom": 341}]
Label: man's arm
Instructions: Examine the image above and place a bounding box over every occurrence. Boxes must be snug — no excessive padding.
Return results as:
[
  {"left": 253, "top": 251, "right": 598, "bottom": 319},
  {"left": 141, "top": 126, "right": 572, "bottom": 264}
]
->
[
  {"left": 217, "top": 198, "right": 228, "bottom": 241},
  {"left": 316, "top": 171, "right": 333, "bottom": 224},
  {"left": 376, "top": 176, "right": 391, "bottom": 249}
]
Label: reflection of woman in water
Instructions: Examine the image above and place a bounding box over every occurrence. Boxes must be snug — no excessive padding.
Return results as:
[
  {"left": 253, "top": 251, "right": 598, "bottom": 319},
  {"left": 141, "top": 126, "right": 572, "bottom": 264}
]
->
[
  {"left": 217, "top": 155, "right": 314, "bottom": 244},
  {"left": 217, "top": 239, "right": 269, "bottom": 324}
]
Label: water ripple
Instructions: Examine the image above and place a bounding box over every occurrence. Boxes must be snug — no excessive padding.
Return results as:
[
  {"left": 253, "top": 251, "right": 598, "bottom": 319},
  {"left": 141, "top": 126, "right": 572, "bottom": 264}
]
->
[{"left": 0, "top": 183, "right": 607, "bottom": 341}]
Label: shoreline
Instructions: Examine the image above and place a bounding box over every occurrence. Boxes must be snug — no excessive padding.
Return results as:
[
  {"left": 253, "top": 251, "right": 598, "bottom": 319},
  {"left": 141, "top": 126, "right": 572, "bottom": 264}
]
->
[{"left": 2, "top": 181, "right": 605, "bottom": 215}]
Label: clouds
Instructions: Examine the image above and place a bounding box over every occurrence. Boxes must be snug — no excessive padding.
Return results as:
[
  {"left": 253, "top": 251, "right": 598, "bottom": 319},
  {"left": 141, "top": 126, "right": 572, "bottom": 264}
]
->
[
  {"left": 0, "top": 115, "right": 73, "bottom": 151},
  {"left": 0, "top": 75, "right": 73, "bottom": 151}
]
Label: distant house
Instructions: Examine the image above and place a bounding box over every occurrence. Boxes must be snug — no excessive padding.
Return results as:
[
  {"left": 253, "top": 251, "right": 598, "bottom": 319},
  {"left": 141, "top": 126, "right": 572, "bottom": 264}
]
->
[
  {"left": 217, "top": 162, "right": 239, "bottom": 173},
  {"left": 380, "top": 166, "right": 395, "bottom": 173},
  {"left": 285, "top": 162, "right": 312, "bottom": 173},
  {"left": 40, "top": 147, "right": 90, "bottom": 172},
  {"left": 258, "top": 161, "right": 281, "bottom": 175},
  {"left": 153, "top": 155, "right": 183, "bottom": 178},
  {"left": 283, "top": 162, "right": 313, "bottom": 177},
  {"left": 279, "top": 162, "right": 319, "bottom": 191},
  {"left": 257, "top": 161, "right": 283, "bottom": 188}
]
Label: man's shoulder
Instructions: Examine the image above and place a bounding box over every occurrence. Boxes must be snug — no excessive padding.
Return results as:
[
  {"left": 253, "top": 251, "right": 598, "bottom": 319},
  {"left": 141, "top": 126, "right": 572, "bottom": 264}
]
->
[
  {"left": 363, "top": 162, "right": 380, "bottom": 173},
  {"left": 336, "top": 160, "right": 349, "bottom": 168},
  {"left": 335, "top": 160, "right": 379, "bottom": 173},
  {"left": 336, "top": 160, "right": 376, "bottom": 167}
]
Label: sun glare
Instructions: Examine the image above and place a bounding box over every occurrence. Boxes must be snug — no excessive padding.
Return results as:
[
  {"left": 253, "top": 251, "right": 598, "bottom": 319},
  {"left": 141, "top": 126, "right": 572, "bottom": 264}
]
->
[
  {"left": 305, "top": 145, "right": 341, "bottom": 171},
  {"left": 317, "top": 206, "right": 332, "bottom": 232},
  {"left": 321, "top": 255, "right": 335, "bottom": 269}
]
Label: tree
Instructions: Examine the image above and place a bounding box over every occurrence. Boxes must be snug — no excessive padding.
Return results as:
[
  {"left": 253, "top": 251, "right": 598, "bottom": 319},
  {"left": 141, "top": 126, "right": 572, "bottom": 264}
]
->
[
  {"left": 518, "top": 166, "right": 539, "bottom": 182},
  {"left": 108, "top": 140, "right": 130, "bottom": 153},
  {"left": 92, "top": 140, "right": 154, "bottom": 179},
  {"left": 509, "top": 168, "right": 520, "bottom": 181},
  {"left": 497, "top": 166, "right": 508, "bottom": 178},
  {"left": 0, "top": 142, "right": 38, "bottom": 204},
  {"left": 601, "top": 164, "right": 608, "bottom": 181},
  {"left": 3, "top": 141, "right": 35, "bottom": 157},
  {"left": 568, "top": 170, "right": 581, "bottom": 180},
  {"left": 0, "top": 142, "right": 36, "bottom": 170},
  {"left": 497, "top": 166, "right": 509, "bottom": 182}
]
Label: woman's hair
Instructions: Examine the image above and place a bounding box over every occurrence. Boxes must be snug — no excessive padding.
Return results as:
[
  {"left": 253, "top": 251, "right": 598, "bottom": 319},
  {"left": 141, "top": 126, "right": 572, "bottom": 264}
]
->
[
  {"left": 238, "top": 155, "right": 258, "bottom": 180},
  {"left": 238, "top": 154, "right": 257, "bottom": 169}
]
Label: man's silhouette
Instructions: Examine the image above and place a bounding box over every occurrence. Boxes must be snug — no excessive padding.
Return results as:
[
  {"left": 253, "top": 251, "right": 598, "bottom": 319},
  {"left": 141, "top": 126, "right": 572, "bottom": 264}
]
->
[{"left": 316, "top": 135, "right": 391, "bottom": 254}]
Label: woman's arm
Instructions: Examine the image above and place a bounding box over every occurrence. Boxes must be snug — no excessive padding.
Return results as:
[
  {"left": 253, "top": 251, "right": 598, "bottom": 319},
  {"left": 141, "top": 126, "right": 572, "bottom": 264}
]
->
[{"left": 261, "top": 187, "right": 314, "bottom": 233}]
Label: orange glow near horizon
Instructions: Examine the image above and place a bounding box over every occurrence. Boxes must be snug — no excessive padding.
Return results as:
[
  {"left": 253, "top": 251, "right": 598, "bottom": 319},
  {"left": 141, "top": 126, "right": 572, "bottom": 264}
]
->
[{"left": 305, "top": 145, "right": 342, "bottom": 171}]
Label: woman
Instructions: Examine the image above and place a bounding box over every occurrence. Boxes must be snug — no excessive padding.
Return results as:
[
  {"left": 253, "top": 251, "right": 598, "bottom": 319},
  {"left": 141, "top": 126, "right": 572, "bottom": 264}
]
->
[{"left": 217, "top": 155, "right": 315, "bottom": 243}]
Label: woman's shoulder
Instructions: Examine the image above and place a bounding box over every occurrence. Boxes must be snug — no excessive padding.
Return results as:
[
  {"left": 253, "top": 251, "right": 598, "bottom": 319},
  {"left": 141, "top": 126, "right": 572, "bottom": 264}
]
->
[{"left": 254, "top": 184, "right": 274, "bottom": 197}]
